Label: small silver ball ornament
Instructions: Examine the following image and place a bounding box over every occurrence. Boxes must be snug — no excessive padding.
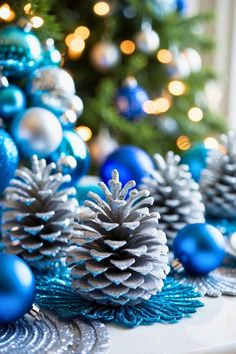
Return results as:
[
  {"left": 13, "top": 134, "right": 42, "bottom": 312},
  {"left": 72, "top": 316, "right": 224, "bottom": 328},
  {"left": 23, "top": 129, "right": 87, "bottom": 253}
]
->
[
  {"left": 11, "top": 107, "right": 63, "bottom": 159},
  {"left": 90, "top": 41, "right": 120, "bottom": 71},
  {"left": 135, "top": 27, "right": 160, "bottom": 54}
]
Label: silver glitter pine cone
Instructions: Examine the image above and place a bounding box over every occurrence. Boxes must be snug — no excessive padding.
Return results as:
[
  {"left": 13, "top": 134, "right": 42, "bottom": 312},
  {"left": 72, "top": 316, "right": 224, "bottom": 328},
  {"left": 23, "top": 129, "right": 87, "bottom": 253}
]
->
[
  {"left": 140, "top": 151, "right": 205, "bottom": 245},
  {"left": 67, "top": 169, "right": 169, "bottom": 306},
  {"left": 1, "top": 155, "right": 78, "bottom": 271},
  {"left": 201, "top": 131, "right": 236, "bottom": 218}
]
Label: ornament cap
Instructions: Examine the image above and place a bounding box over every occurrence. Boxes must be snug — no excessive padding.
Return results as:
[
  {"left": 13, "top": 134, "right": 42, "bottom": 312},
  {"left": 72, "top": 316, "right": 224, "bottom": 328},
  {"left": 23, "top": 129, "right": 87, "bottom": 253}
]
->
[
  {"left": 122, "top": 76, "right": 138, "bottom": 88},
  {"left": 17, "top": 17, "right": 33, "bottom": 32}
]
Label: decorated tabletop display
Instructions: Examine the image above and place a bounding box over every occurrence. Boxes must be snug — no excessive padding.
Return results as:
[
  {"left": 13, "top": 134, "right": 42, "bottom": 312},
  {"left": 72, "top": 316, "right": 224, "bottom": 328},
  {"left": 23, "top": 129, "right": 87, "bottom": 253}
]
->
[{"left": 0, "top": 1, "right": 234, "bottom": 353}]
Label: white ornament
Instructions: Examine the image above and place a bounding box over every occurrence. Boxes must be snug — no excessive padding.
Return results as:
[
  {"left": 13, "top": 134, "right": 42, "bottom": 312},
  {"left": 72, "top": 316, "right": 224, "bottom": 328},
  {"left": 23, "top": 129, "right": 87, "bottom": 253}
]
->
[
  {"left": 90, "top": 41, "right": 120, "bottom": 71},
  {"left": 135, "top": 24, "right": 160, "bottom": 54}
]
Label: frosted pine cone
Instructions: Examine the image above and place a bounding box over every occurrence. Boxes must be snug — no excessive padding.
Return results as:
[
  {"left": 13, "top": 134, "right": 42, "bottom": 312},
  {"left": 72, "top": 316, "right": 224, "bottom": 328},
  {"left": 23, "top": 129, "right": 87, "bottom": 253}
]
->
[
  {"left": 201, "top": 131, "right": 236, "bottom": 218},
  {"left": 140, "top": 151, "right": 205, "bottom": 245},
  {"left": 1, "top": 155, "right": 78, "bottom": 271},
  {"left": 67, "top": 169, "right": 169, "bottom": 306}
]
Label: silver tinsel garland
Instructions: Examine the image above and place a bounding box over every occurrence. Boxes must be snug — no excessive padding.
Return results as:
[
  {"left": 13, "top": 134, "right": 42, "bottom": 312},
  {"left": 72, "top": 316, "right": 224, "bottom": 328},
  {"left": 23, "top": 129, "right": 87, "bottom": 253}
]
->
[
  {"left": 0, "top": 310, "right": 109, "bottom": 354},
  {"left": 172, "top": 260, "right": 236, "bottom": 297}
]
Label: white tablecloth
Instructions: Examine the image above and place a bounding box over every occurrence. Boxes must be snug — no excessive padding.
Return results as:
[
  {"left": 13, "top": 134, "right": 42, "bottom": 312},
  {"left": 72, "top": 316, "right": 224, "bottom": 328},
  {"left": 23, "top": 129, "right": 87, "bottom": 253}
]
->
[{"left": 108, "top": 296, "right": 236, "bottom": 354}]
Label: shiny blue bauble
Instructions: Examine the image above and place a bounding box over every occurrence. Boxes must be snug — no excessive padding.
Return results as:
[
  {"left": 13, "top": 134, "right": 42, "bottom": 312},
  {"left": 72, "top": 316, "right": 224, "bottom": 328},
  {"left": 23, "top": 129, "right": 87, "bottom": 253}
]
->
[
  {"left": 181, "top": 144, "right": 210, "bottom": 182},
  {"left": 0, "top": 129, "right": 19, "bottom": 194},
  {"left": 176, "top": 0, "right": 187, "bottom": 13},
  {"left": 0, "top": 253, "right": 36, "bottom": 324},
  {"left": 0, "top": 26, "right": 42, "bottom": 77},
  {"left": 42, "top": 39, "right": 61, "bottom": 66},
  {"left": 173, "top": 223, "right": 225, "bottom": 276},
  {"left": 115, "top": 78, "right": 148, "bottom": 121},
  {"left": 0, "top": 85, "right": 26, "bottom": 120},
  {"left": 100, "top": 145, "right": 155, "bottom": 186},
  {"left": 49, "top": 130, "right": 90, "bottom": 186}
]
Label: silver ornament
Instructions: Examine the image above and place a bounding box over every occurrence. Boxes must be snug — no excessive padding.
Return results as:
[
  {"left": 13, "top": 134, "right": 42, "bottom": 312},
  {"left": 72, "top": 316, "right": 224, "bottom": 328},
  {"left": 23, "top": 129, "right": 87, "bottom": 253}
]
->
[
  {"left": 135, "top": 24, "right": 160, "bottom": 54},
  {"left": 67, "top": 169, "right": 170, "bottom": 306},
  {"left": 0, "top": 310, "right": 109, "bottom": 354},
  {"left": 201, "top": 131, "right": 236, "bottom": 218},
  {"left": 89, "top": 129, "right": 119, "bottom": 165},
  {"left": 90, "top": 41, "right": 120, "bottom": 71},
  {"left": 2, "top": 155, "right": 79, "bottom": 271},
  {"left": 172, "top": 259, "right": 236, "bottom": 297},
  {"left": 184, "top": 48, "right": 202, "bottom": 73},
  {"left": 140, "top": 151, "right": 205, "bottom": 245},
  {"left": 27, "top": 66, "right": 76, "bottom": 95},
  {"left": 11, "top": 107, "right": 63, "bottom": 158}
]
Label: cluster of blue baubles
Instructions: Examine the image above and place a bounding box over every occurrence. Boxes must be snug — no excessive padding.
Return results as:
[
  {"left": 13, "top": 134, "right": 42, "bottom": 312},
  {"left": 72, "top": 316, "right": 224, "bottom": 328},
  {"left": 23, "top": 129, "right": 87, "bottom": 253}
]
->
[{"left": 0, "top": 25, "right": 90, "bottom": 192}]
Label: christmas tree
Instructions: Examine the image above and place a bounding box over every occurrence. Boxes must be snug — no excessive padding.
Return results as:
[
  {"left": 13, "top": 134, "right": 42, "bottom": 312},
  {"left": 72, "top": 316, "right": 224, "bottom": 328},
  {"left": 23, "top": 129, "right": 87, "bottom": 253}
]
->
[{"left": 1, "top": 0, "right": 225, "bottom": 161}]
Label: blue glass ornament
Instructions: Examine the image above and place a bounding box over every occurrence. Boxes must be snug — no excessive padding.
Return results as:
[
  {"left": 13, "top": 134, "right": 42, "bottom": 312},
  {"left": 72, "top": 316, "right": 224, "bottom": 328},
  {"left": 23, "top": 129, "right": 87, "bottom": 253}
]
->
[
  {"left": 173, "top": 223, "right": 225, "bottom": 276},
  {"left": 100, "top": 145, "right": 155, "bottom": 186},
  {"left": 115, "top": 77, "right": 148, "bottom": 121},
  {"left": 11, "top": 107, "right": 63, "bottom": 159},
  {"left": 176, "top": 0, "right": 187, "bottom": 13},
  {"left": 42, "top": 38, "right": 61, "bottom": 66},
  {"left": 49, "top": 130, "right": 90, "bottom": 186},
  {"left": 36, "top": 275, "right": 203, "bottom": 328},
  {"left": 76, "top": 176, "right": 104, "bottom": 205},
  {"left": 181, "top": 144, "right": 210, "bottom": 182},
  {"left": 0, "top": 253, "right": 35, "bottom": 324},
  {"left": 0, "top": 84, "right": 26, "bottom": 120},
  {"left": 0, "top": 25, "right": 42, "bottom": 77},
  {"left": 0, "top": 129, "right": 19, "bottom": 194}
]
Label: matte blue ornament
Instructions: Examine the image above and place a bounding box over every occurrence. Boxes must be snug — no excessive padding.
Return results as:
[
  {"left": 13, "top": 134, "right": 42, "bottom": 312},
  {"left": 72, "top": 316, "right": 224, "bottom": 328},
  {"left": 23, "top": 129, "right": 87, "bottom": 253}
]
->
[
  {"left": 115, "top": 77, "right": 148, "bottom": 121},
  {"left": 0, "top": 25, "right": 42, "bottom": 77},
  {"left": 0, "top": 129, "right": 19, "bottom": 194},
  {"left": 181, "top": 144, "right": 210, "bottom": 182},
  {"left": 0, "top": 253, "right": 36, "bottom": 324},
  {"left": 36, "top": 275, "right": 203, "bottom": 328},
  {"left": 49, "top": 130, "right": 90, "bottom": 186},
  {"left": 42, "top": 38, "right": 61, "bottom": 67},
  {"left": 100, "top": 145, "right": 155, "bottom": 186},
  {"left": 0, "top": 84, "right": 26, "bottom": 120},
  {"left": 173, "top": 223, "right": 225, "bottom": 276}
]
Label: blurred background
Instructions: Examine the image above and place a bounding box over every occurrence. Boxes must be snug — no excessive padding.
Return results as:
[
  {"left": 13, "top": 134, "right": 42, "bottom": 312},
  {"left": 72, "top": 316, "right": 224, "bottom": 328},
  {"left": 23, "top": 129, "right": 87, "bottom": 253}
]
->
[{"left": 0, "top": 0, "right": 234, "bottom": 190}]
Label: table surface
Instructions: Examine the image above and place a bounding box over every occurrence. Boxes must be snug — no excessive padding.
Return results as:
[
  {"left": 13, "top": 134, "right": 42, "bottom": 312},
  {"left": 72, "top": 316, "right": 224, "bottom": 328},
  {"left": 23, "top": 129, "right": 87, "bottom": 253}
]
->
[{"left": 108, "top": 296, "right": 236, "bottom": 354}]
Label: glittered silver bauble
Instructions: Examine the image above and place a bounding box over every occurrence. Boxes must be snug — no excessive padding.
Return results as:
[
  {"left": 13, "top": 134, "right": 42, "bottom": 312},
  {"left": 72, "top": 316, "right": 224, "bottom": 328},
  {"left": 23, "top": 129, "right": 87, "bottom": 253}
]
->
[
  {"left": 201, "top": 131, "right": 236, "bottom": 218},
  {"left": 135, "top": 25, "right": 160, "bottom": 54},
  {"left": 140, "top": 151, "right": 205, "bottom": 245},
  {"left": 167, "top": 49, "right": 191, "bottom": 78},
  {"left": 11, "top": 107, "right": 63, "bottom": 159},
  {"left": 26, "top": 66, "right": 76, "bottom": 96},
  {"left": 90, "top": 41, "right": 120, "bottom": 71},
  {"left": 2, "top": 155, "right": 78, "bottom": 271},
  {"left": 67, "top": 169, "right": 169, "bottom": 306}
]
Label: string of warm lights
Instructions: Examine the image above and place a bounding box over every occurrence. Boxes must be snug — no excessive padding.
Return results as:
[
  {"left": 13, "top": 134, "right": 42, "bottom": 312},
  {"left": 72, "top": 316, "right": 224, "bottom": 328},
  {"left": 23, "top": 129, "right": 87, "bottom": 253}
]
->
[{"left": 76, "top": 126, "right": 93, "bottom": 142}]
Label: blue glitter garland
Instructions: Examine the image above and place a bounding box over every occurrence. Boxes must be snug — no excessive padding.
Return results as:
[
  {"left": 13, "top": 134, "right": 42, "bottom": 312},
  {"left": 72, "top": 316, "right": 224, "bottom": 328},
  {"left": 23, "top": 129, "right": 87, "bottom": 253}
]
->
[{"left": 36, "top": 276, "right": 203, "bottom": 328}]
